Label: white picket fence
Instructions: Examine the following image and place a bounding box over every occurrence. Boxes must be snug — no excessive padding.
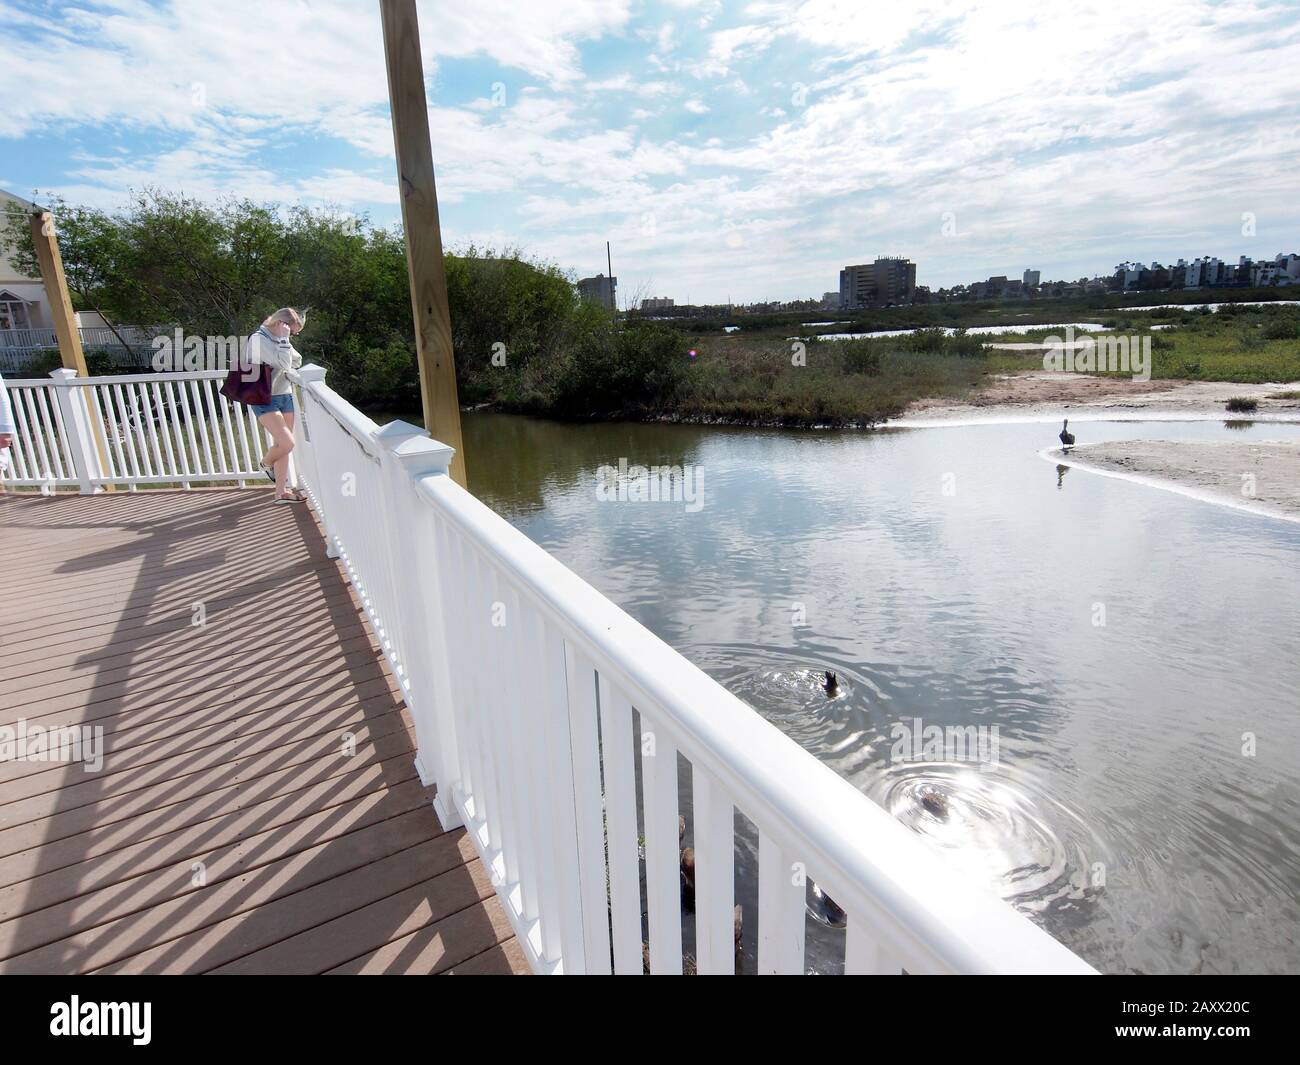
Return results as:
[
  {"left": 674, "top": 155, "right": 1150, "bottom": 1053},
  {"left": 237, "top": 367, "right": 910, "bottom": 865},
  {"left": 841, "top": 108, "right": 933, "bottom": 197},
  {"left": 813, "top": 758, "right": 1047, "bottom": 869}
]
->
[
  {"left": 288, "top": 364, "right": 1095, "bottom": 976},
  {"left": 0, "top": 368, "right": 268, "bottom": 491}
]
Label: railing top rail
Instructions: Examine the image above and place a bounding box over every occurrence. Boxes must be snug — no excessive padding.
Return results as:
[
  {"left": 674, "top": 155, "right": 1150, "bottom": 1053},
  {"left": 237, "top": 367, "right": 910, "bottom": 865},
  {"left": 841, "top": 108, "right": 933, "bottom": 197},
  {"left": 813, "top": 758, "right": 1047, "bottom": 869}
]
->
[
  {"left": 3, "top": 370, "right": 226, "bottom": 387},
  {"left": 293, "top": 372, "right": 382, "bottom": 458},
  {"left": 412, "top": 471, "right": 1093, "bottom": 975}
]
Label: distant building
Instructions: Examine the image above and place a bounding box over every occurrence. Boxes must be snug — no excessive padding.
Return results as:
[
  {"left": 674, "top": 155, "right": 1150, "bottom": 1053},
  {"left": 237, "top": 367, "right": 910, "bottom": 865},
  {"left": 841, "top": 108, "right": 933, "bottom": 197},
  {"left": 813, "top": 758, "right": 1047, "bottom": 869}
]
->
[
  {"left": 578, "top": 274, "right": 617, "bottom": 308},
  {"left": 1184, "top": 256, "right": 1225, "bottom": 288},
  {"left": 640, "top": 296, "right": 674, "bottom": 311},
  {"left": 0, "top": 188, "right": 53, "bottom": 333},
  {"left": 838, "top": 257, "right": 916, "bottom": 309},
  {"left": 1113, "top": 262, "right": 1147, "bottom": 290},
  {"left": 1023, "top": 269, "right": 1040, "bottom": 288},
  {"left": 822, "top": 291, "right": 839, "bottom": 308},
  {"left": 1252, "top": 253, "right": 1300, "bottom": 286}
]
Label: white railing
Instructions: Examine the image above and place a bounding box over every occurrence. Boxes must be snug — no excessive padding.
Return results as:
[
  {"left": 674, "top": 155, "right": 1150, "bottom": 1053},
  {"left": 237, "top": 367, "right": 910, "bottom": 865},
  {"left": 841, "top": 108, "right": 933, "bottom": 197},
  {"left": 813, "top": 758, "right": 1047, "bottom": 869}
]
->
[
  {"left": 0, "top": 325, "right": 158, "bottom": 349},
  {"left": 290, "top": 364, "right": 1095, "bottom": 976},
  {"left": 0, "top": 368, "right": 268, "bottom": 491},
  {"left": 0, "top": 327, "right": 160, "bottom": 372}
]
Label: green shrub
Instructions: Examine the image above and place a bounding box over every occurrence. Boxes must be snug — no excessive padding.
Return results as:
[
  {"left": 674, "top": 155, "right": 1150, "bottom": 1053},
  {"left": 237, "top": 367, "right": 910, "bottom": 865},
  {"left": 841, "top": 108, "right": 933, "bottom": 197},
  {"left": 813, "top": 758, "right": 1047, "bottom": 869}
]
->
[
  {"left": 549, "top": 321, "right": 684, "bottom": 416},
  {"left": 1261, "top": 316, "right": 1300, "bottom": 341},
  {"left": 1226, "top": 396, "right": 1258, "bottom": 412},
  {"left": 840, "top": 340, "right": 883, "bottom": 375},
  {"left": 948, "top": 328, "right": 986, "bottom": 358},
  {"left": 909, "top": 327, "right": 948, "bottom": 354}
]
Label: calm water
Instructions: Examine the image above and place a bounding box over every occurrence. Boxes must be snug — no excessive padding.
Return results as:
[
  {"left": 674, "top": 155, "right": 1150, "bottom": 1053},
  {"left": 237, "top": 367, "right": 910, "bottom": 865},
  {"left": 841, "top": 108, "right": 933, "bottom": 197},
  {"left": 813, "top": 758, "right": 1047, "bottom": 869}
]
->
[{"left": 459, "top": 411, "right": 1300, "bottom": 974}]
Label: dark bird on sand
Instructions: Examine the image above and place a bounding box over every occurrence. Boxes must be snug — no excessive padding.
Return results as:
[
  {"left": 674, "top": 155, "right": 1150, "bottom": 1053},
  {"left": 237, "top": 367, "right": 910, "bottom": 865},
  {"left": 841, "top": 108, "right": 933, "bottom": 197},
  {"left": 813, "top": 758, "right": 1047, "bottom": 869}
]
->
[{"left": 1059, "top": 418, "right": 1075, "bottom": 451}]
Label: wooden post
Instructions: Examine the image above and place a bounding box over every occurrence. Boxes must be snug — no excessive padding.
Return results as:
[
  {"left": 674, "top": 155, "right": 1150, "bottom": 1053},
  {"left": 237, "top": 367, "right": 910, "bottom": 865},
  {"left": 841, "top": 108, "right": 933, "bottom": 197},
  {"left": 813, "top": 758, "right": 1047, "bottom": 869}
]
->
[
  {"left": 30, "top": 211, "right": 87, "bottom": 375},
  {"left": 379, "top": 0, "right": 468, "bottom": 488},
  {"left": 30, "top": 209, "right": 114, "bottom": 489}
]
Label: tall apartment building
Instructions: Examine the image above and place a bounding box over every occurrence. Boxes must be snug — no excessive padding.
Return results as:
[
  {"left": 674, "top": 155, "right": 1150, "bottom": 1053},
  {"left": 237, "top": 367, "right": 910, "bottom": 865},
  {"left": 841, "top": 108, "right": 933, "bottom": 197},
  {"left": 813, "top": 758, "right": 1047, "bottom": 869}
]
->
[
  {"left": 838, "top": 257, "right": 917, "bottom": 308},
  {"left": 1184, "top": 256, "right": 1225, "bottom": 288},
  {"left": 1251, "top": 253, "right": 1300, "bottom": 286},
  {"left": 578, "top": 274, "right": 617, "bottom": 308},
  {"left": 1023, "top": 268, "right": 1040, "bottom": 287}
]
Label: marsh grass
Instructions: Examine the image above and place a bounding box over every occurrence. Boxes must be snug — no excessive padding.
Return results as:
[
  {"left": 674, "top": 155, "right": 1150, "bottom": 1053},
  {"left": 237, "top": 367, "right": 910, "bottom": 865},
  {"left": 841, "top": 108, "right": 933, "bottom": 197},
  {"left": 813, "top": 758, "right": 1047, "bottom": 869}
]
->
[
  {"left": 982, "top": 304, "right": 1300, "bottom": 384},
  {"left": 670, "top": 334, "right": 989, "bottom": 424}
]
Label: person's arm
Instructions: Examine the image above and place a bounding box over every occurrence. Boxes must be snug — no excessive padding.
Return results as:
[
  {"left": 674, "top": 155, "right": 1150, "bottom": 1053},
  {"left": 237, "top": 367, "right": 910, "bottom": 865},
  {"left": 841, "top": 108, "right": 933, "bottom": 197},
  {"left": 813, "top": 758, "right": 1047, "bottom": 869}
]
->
[
  {"left": 0, "top": 374, "right": 15, "bottom": 447},
  {"left": 250, "top": 331, "right": 295, "bottom": 373}
]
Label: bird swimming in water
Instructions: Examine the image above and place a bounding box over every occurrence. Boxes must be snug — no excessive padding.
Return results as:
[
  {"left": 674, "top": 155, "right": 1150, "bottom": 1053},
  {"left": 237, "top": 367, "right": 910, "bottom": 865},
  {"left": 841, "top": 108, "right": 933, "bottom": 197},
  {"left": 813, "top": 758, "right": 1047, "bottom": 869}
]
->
[
  {"left": 1059, "top": 418, "right": 1075, "bottom": 451},
  {"left": 918, "top": 785, "right": 950, "bottom": 819},
  {"left": 822, "top": 671, "right": 838, "bottom": 697}
]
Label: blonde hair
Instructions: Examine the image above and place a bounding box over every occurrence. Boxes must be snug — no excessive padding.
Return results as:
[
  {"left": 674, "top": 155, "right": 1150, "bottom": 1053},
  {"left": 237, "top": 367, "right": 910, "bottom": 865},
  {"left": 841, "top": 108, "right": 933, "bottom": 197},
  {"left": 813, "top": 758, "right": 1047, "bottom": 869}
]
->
[{"left": 263, "top": 307, "right": 305, "bottom": 330}]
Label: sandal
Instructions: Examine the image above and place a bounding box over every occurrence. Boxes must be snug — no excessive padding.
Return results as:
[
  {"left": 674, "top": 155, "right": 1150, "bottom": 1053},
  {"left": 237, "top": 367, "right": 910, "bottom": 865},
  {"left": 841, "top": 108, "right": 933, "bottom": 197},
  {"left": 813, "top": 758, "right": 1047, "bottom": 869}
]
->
[
  {"left": 275, "top": 488, "right": 307, "bottom": 504},
  {"left": 258, "top": 462, "right": 274, "bottom": 482}
]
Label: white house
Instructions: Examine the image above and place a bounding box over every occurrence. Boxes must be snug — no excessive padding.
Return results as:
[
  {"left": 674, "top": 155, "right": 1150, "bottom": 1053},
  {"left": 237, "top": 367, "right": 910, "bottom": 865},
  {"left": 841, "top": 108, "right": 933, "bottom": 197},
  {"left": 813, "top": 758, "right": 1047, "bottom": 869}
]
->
[{"left": 0, "top": 188, "right": 52, "bottom": 333}]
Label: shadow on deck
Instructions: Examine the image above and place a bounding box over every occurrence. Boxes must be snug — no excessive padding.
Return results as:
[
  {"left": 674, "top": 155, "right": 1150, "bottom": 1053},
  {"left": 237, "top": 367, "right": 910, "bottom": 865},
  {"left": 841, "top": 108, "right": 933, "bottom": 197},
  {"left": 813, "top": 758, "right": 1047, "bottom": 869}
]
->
[{"left": 0, "top": 488, "right": 525, "bottom": 974}]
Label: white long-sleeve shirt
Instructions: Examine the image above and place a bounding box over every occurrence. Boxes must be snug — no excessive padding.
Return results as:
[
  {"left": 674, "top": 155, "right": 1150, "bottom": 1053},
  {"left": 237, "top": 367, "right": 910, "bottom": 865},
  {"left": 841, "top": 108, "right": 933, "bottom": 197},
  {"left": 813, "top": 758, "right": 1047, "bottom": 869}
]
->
[
  {"left": 247, "top": 327, "right": 303, "bottom": 396},
  {"left": 0, "top": 373, "right": 14, "bottom": 438}
]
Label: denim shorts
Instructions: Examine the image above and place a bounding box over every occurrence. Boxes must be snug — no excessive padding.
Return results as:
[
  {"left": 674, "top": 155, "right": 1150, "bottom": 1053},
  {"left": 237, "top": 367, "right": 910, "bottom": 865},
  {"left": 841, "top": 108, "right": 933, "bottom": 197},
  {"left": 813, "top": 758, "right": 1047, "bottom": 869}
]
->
[{"left": 250, "top": 393, "right": 294, "bottom": 417}]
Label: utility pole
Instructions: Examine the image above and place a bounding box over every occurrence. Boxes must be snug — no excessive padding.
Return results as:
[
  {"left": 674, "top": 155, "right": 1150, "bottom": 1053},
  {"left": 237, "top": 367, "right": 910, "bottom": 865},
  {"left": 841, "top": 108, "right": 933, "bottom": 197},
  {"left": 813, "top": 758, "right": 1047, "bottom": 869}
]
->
[
  {"left": 606, "top": 240, "right": 614, "bottom": 311},
  {"left": 380, "top": 0, "right": 468, "bottom": 488}
]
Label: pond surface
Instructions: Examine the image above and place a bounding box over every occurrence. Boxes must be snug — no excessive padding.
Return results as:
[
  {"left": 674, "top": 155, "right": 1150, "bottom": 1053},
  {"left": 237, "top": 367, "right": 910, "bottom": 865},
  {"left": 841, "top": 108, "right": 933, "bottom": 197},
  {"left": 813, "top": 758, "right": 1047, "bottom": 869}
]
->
[{"left": 460, "top": 411, "right": 1300, "bottom": 974}]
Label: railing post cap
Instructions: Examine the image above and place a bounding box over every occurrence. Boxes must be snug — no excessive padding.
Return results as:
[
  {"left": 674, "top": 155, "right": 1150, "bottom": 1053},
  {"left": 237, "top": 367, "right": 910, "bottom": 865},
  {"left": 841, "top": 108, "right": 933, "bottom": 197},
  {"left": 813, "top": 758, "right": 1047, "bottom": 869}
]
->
[
  {"left": 374, "top": 419, "right": 456, "bottom": 475},
  {"left": 49, "top": 367, "right": 78, "bottom": 382},
  {"left": 297, "top": 363, "right": 327, "bottom": 384}
]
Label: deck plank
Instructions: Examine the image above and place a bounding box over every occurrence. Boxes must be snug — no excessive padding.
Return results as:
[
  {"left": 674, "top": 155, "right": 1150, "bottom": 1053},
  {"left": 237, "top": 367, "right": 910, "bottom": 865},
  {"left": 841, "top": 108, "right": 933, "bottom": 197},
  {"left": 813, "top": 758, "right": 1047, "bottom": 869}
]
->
[{"left": 0, "top": 490, "right": 524, "bottom": 974}]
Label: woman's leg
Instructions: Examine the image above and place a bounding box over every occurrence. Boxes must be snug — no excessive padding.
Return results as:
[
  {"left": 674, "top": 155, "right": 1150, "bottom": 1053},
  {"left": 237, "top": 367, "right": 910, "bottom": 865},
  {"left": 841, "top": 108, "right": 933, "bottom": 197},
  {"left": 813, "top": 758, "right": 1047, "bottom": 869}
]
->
[
  {"left": 282, "top": 411, "right": 298, "bottom": 491},
  {"left": 257, "top": 411, "right": 295, "bottom": 497}
]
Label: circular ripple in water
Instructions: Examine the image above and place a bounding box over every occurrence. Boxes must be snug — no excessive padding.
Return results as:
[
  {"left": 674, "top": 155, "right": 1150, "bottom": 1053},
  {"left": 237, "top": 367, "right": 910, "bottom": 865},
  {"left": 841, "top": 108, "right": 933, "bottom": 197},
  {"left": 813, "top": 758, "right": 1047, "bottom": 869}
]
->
[
  {"left": 872, "top": 762, "right": 1108, "bottom": 915},
  {"left": 741, "top": 666, "right": 850, "bottom": 711}
]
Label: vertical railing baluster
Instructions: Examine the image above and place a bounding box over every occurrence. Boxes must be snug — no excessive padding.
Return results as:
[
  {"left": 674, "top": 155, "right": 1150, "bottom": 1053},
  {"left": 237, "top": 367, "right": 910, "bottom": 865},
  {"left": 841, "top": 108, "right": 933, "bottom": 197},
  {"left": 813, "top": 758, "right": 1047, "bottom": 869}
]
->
[
  {"left": 692, "top": 765, "right": 736, "bottom": 974},
  {"left": 164, "top": 380, "right": 195, "bottom": 487},
  {"left": 198, "top": 378, "right": 229, "bottom": 476},
  {"left": 597, "top": 675, "right": 642, "bottom": 974},
  {"left": 641, "top": 719, "right": 683, "bottom": 973},
  {"left": 150, "top": 381, "right": 181, "bottom": 485},
  {"left": 757, "top": 833, "right": 805, "bottom": 974},
  {"left": 845, "top": 919, "right": 899, "bottom": 974},
  {"left": 110, "top": 383, "right": 144, "bottom": 485},
  {"left": 122, "top": 381, "right": 155, "bottom": 478},
  {"left": 187, "top": 379, "right": 217, "bottom": 475},
  {"left": 88, "top": 385, "right": 121, "bottom": 482},
  {"left": 136, "top": 382, "right": 167, "bottom": 479},
  {"left": 565, "top": 646, "right": 612, "bottom": 974},
  {"left": 493, "top": 578, "right": 542, "bottom": 929}
]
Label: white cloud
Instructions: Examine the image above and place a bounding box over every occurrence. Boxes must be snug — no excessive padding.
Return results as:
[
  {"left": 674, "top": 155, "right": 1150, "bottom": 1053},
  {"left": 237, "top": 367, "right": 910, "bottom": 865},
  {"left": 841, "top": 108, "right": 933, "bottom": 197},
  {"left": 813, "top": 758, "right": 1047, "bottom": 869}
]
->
[{"left": 3, "top": 0, "right": 1298, "bottom": 302}]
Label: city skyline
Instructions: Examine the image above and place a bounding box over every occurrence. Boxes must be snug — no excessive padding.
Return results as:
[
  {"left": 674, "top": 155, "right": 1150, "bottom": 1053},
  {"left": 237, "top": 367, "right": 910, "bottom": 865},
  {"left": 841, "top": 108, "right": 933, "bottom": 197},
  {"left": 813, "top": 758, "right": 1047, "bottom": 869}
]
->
[{"left": 3, "top": 0, "right": 1299, "bottom": 304}]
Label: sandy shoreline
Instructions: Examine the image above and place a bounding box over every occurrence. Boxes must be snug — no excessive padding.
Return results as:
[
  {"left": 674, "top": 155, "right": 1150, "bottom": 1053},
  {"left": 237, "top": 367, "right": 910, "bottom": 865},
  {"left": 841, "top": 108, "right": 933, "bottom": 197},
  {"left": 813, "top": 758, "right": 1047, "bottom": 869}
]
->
[
  {"left": 897, "top": 372, "right": 1300, "bottom": 426},
  {"left": 1046, "top": 439, "right": 1300, "bottom": 522}
]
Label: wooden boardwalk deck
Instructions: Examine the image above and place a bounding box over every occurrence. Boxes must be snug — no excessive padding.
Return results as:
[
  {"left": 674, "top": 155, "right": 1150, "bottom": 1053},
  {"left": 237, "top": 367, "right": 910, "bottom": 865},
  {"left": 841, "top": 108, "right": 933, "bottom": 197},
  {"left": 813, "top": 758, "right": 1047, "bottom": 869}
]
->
[{"left": 0, "top": 488, "right": 525, "bottom": 975}]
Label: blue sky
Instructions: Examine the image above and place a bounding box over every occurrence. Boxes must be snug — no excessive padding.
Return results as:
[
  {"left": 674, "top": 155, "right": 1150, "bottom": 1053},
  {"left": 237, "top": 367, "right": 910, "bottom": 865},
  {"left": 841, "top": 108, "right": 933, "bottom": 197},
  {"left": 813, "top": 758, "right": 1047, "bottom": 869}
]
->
[{"left": 2, "top": 0, "right": 1299, "bottom": 304}]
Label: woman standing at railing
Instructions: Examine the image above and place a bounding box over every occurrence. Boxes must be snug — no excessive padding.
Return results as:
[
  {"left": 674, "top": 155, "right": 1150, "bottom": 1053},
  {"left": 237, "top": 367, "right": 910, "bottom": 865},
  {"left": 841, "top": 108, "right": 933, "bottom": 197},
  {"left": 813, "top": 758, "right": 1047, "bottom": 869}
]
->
[{"left": 249, "top": 308, "right": 306, "bottom": 503}]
